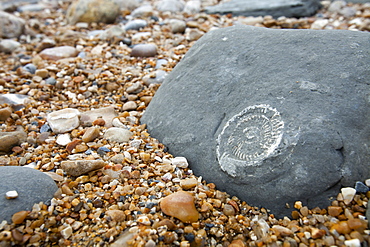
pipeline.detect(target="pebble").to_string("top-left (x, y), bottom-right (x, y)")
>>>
top-left (47, 108), bottom-right (80, 134)
top-left (184, 0), bottom-right (201, 14)
top-left (60, 160), bottom-right (106, 176)
top-left (11, 211), bottom-right (28, 224)
top-left (344, 238), bottom-right (361, 247)
top-left (0, 107), bottom-right (12, 121)
top-left (0, 39), bottom-right (21, 54)
top-left (0, 11), bottom-right (25, 39)
top-left (56, 133), bottom-right (72, 146)
top-left (66, 0), bottom-right (120, 24)
top-left (131, 44), bottom-right (157, 57)
top-left (169, 19), bottom-right (187, 33)
top-left (122, 101), bottom-right (138, 111)
top-left (0, 135), bottom-right (20, 154)
top-left (142, 70), bottom-right (168, 85)
top-left (104, 127), bottom-right (133, 143)
top-left (180, 178), bottom-right (198, 190)
top-left (80, 107), bottom-right (117, 127)
top-left (160, 191), bottom-right (199, 223)
top-left (105, 210), bottom-right (126, 222)
top-left (172, 157), bottom-right (189, 168)
top-left (35, 69), bottom-right (49, 79)
top-left (185, 28), bottom-right (204, 41)
top-left (23, 64), bottom-right (37, 74)
top-left (124, 19), bottom-right (148, 31)
top-left (341, 187), bottom-right (356, 205)
top-left (156, 0), bottom-right (185, 12)
top-left (82, 127), bottom-right (100, 142)
top-left (355, 181), bottom-right (369, 193)
top-left (131, 5), bottom-right (154, 18)
top-left (5, 191), bottom-right (18, 200)
top-left (39, 46), bottom-right (79, 60)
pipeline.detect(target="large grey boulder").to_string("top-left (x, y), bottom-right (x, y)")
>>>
top-left (141, 25), bottom-right (370, 217)
top-left (0, 166), bottom-right (58, 223)
top-left (205, 0), bottom-right (321, 18)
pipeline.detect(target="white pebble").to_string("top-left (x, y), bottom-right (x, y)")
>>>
top-left (345, 239), bottom-right (361, 247)
top-left (56, 133), bottom-right (72, 146)
top-left (341, 187), bottom-right (356, 205)
top-left (365, 178), bottom-right (370, 187)
top-left (5, 190), bottom-right (18, 199)
top-left (60, 225), bottom-right (73, 239)
top-left (172, 157), bottom-right (189, 168)
top-left (137, 215), bottom-right (151, 225)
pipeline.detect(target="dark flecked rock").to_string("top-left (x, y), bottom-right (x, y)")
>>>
top-left (0, 11), bottom-right (25, 38)
top-left (0, 166), bottom-right (58, 223)
top-left (0, 127), bottom-right (27, 154)
top-left (205, 0), bottom-right (321, 18)
top-left (66, 0), bottom-right (120, 25)
top-left (355, 181), bottom-right (369, 193)
top-left (141, 25), bottom-right (370, 217)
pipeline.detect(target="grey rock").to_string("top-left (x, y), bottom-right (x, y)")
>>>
top-left (124, 19), bottom-right (148, 31)
top-left (205, 0), bottom-right (321, 18)
top-left (0, 39), bottom-right (21, 54)
top-left (184, 0), bottom-right (201, 14)
top-left (0, 94), bottom-right (29, 111)
top-left (23, 63), bottom-right (37, 74)
top-left (142, 70), bottom-right (168, 86)
top-left (131, 44), bottom-right (157, 57)
top-left (0, 166), bottom-right (58, 223)
top-left (155, 0), bottom-right (185, 12)
top-left (114, 0), bottom-right (139, 11)
top-left (169, 19), bottom-right (187, 33)
top-left (0, 11), bottom-right (26, 39)
top-left (131, 5), bottom-right (154, 18)
top-left (141, 25), bottom-right (370, 217)
top-left (97, 25), bottom-right (126, 40)
top-left (17, 3), bottom-right (46, 12)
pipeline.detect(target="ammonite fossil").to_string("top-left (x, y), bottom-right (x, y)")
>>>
top-left (217, 104), bottom-right (284, 177)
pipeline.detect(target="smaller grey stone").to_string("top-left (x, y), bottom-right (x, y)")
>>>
top-left (104, 127), bottom-right (133, 143)
top-left (185, 28), bottom-right (204, 41)
top-left (355, 181), bottom-right (369, 194)
top-left (45, 77), bottom-right (56, 85)
top-left (183, 0), bottom-right (201, 14)
top-left (155, 59), bottom-right (168, 69)
top-left (111, 153), bottom-right (124, 164)
top-left (0, 11), bottom-right (25, 39)
top-left (61, 160), bottom-right (106, 176)
top-left (124, 19), bottom-right (147, 31)
top-left (131, 44), bottom-right (157, 57)
top-left (0, 39), bottom-right (21, 54)
top-left (328, 0), bottom-right (345, 13)
top-left (340, 7), bottom-right (356, 17)
top-left (131, 5), bottom-right (154, 18)
top-left (0, 166), bottom-right (58, 223)
top-left (155, 0), bottom-right (185, 12)
top-left (169, 19), bottom-right (186, 33)
top-left (17, 3), bottom-right (46, 12)
top-left (114, 0), bottom-right (139, 10)
top-left (142, 70), bottom-right (168, 86)
top-left (126, 82), bottom-right (143, 94)
top-left (97, 25), bottom-right (126, 40)
top-left (23, 64), bottom-right (37, 74)
top-left (122, 101), bottom-right (138, 111)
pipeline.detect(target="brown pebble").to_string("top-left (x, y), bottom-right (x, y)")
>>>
top-left (66, 139), bottom-right (82, 153)
top-left (347, 218), bottom-right (366, 231)
top-left (82, 127), bottom-right (100, 142)
top-left (11, 146), bottom-right (23, 154)
top-left (331, 221), bottom-right (351, 234)
top-left (11, 229), bottom-right (23, 242)
top-left (61, 160), bottom-right (106, 176)
top-left (106, 82), bottom-right (119, 92)
top-left (155, 219), bottom-right (177, 230)
top-left (180, 178), bottom-right (197, 190)
top-left (272, 225), bottom-right (294, 237)
top-left (35, 69), bottom-right (49, 78)
top-left (160, 191), bottom-right (199, 223)
top-left (223, 204), bottom-right (235, 216)
top-left (92, 118), bottom-right (105, 126)
top-left (12, 211), bottom-right (29, 224)
top-left (0, 107), bottom-right (12, 121)
top-left (229, 239), bottom-right (246, 247)
top-left (311, 227), bottom-right (325, 239)
top-left (328, 206), bottom-right (343, 217)
top-left (106, 210), bottom-right (126, 222)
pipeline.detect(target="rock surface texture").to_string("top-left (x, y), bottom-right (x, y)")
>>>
top-left (0, 166), bottom-right (58, 223)
top-left (141, 25), bottom-right (370, 217)
top-left (205, 0), bottom-right (322, 18)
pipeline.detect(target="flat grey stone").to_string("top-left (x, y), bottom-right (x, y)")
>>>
top-left (141, 25), bottom-right (370, 217)
top-left (0, 166), bottom-right (58, 223)
top-left (205, 0), bottom-right (321, 18)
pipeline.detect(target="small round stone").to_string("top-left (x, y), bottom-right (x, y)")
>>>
top-left (130, 44), bottom-right (157, 57)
